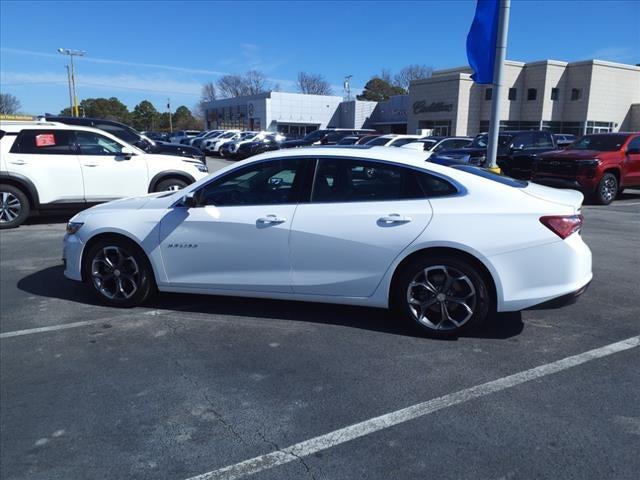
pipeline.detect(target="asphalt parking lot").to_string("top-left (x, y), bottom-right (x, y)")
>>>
top-left (1, 177), bottom-right (639, 480)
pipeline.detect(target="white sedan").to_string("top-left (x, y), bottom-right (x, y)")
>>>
top-left (63, 147), bottom-right (592, 337)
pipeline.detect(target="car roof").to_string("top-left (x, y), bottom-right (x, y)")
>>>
top-left (0, 120), bottom-right (140, 139)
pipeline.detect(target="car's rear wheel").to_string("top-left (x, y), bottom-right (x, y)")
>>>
top-left (155, 178), bottom-right (189, 192)
top-left (0, 184), bottom-right (30, 229)
top-left (84, 238), bottom-right (154, 307)
top-left (393, 254), bottom-right (492, 338)
top-left (594, 172), bottom-right (618, 205)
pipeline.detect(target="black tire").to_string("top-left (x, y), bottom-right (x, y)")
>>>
top-left (392, 254), bottom-right (492, 338)
top-left (83, 237), bottom-right (154, 307)
top-left (0, 184), bottom-right (30, 229)
top-left (594, 172), bottom-right (618, 205)
top-left (155, 178), bottom-right (189, 192)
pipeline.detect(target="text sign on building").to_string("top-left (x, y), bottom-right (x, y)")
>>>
top-left (412, 101), bottom-right (454, 114)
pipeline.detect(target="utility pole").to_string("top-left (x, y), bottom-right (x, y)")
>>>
top-left (58, 48), bottom-right (86, 117)
top-left (485, 0), bottom-right (511, 173)
top-left (343, 75), bottom-right (353, 102)
top-left (167, 98), bottom-right (173, 133)
top-left (65, 65), bottom-right (73, 115)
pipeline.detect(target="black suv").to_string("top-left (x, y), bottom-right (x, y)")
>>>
top-left (279, 129), bottom-right (377, 149)
top-left (431, 130), bottom-right (557, 179)
top-left (44, 116), bottom-right (205, 163)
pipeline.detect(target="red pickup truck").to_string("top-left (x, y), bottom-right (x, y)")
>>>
top-left (532, 133), bottom-right (640, 204)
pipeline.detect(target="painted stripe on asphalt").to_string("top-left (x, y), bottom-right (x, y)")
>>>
top-left (0, 318), bottom-right (120, 339)
top-left (185, 335), bottom-right (639, 480)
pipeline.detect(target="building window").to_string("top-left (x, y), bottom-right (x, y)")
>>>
top-left (527, 88), bottom-right (537, 101)
top-left (551, 88), bottom-right (559, 101)
top-left (484, 88), bottom-right (492, 101)
top-left (508, 88), bottom-right (517, 101)
top-left (571, 88), bottom-right (582, 101)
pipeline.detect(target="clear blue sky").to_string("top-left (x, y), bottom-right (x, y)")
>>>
top-left (1, 0), bottom-right (639, 115)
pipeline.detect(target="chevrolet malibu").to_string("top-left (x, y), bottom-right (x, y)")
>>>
top-left (63, 147), bottom-right (592, 337)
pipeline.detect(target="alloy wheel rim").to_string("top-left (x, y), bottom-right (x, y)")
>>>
top-left (91, 246), bottom-right (140, 300)
top-left (166, 184), bottom-right (182, 191)
top-left (406, 265), bottom-right (476, 331)
top-left (0, 192), bottom-right (22, 223)
top-left (601, 177), bottom-right (616, 202)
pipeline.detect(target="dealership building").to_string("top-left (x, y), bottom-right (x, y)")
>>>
top-left (203, 59), bottom-right (640, 137)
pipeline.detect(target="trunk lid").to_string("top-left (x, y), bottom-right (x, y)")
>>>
top-left (522, 182), bottom-right (584, 213)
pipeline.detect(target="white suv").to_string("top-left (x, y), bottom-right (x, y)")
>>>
top-left (0, 121), bottom-right (209, 229)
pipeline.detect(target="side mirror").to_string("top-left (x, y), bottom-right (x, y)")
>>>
top-left (120, 146), bottom-right (136, 159)
top-left (180, 192), bottom-right (198, 208)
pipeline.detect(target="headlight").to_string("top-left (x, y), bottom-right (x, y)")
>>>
top-left (196, 163), bottom-right (208, 173)
top-left (578, 159), bottom-right (600, 167)
top-left (66, 222), bottom-right (84, 234)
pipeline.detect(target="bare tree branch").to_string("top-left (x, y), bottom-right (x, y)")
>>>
top-left (393, 64), bottom-right (434, 90)
top-left (0, 93), bottom-right (21, 114)
top-left (296, 72), bottom-right (333, 95)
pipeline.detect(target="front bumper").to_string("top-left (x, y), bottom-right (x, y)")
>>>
top-left (62, 233), bottom-right (84, 281)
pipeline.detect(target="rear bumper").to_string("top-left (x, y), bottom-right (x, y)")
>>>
top-left (490, 233), bottom-right (593, 312)
top-left (525, 281), bottom-right (590, 310)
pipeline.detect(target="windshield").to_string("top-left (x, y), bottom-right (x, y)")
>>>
top-left (220, 131), bottom-right (236, 139)
top-left (470, 134), bottom-right (513, 148)
top-left (570, 134), bottom-right (627, 152)
top-left (421, 140), bottom-right (438, 150)
top-left (240, 132), bottom-right (255, 140)
top-left (391, 138), bottom-right (418, 147)
top-left (302, 130), bottom-right (325, 142)
top-left (366, 137), bottom-right (392, 146)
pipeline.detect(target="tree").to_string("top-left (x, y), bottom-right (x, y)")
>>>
top-left (244, 70), bottom-right (267, 95)
top-left (393, 64), bottom-right (433, 90)
top-left (60, 97), bottom-right (131, 124)
top-left (356, 78), bottom-right (406, 102)
top-left (195, 82), bottom-right (217, 120)
top-left (217, 74), bottom-right (248, 98)
top-left (296, 72), bottom-right (333, 95)
top-left (172, 105), bottom-right (202, 130)
top-left (0, 93), bottom-right (21, 114)
top-left (131, 100), bottom-right (159, 131)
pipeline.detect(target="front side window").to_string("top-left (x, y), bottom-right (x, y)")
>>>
top-left (366, 136), bottom-right (392, 146)
top-left (533, 132), bottom-right (554, 148)
top-left (311, 158), bottom-right (452, 203)
top-left (10, 129), bottom-right (75, 155)
top-left (511, 132), bottom-right (535, 149)
top-left (197, 158), bottom-right (309, 207)
top-left (75, 131), bottom-right (125, 155)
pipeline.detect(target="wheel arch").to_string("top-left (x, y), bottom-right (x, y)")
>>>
top-left (147, 171), bottom-right (196, 193)
top-left (0, 172), bottom-right (40, 209)
top-left (81, 231), bottom-right (158, 285)
top-left (388, 246), bottom-right (499, 310)
top-left (601, 167), bottom-right (620, 183)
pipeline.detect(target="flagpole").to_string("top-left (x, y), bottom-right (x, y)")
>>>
top-left (486, 0), bottom-right (510, 173)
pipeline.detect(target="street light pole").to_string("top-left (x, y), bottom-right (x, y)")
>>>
top-left (65, 65), bottom-right (73, 115)
top-left (58, 48), bottom-right (86, 117)
top-left (486, 0), bottom-right (511, 173)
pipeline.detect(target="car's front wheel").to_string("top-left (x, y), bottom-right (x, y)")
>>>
top-left (393, 254), bottom-right (492, 338)
top-left (84, 238), bottom-right (154, 307)
top-left (594, 172), bottom-right (618, 205)
top-left (0, 184), bottom-right (30, 229)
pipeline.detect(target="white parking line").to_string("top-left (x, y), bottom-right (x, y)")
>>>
top-left (0, 318), bottom-right (121, 339)
top-left (185, 335), bottom-right (639, 480)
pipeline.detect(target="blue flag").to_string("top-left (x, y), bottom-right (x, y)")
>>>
top-left (466, 0), bottom-right (500, 84)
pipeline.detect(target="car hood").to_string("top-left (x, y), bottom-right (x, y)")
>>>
top-left (83, 191), bottom-right (170, 213)
top-left (539, 149), bottom-right (602, 160)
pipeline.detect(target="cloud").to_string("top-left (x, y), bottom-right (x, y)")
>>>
top-left (0, 47), bottom-right (295, 87)
top-left (1, 71), bottom-right (202, 97)
top-left (588, 46), bottom-right (637, 63)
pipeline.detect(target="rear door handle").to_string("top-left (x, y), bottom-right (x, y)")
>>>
top-left (257, 214), bottom-right (286, 224)
top-left (9, 160), bottom-right (27, 165)
top-left (378, 214), bottom-right (412, 224)
top-left (83, 163), bottom-right (100, 167)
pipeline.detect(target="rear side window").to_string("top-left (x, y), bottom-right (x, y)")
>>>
top-left (312, 158), bottom-right (445, 203)
top-left (10, 130), bottom-right (75, 155)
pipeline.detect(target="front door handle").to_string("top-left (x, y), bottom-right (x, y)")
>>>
top-left (257, 214), bottom-right (286, 224)
top-left (9, 160), bottom-right (27, 165)
top-left (378, 214), bottom-right (412, 224)
top-left (83, 163), bottom-right (100, 167)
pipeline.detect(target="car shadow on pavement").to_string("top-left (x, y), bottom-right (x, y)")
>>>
top-left (18, 265), bottom-right (524, 340)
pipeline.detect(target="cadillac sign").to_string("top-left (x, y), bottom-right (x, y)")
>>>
top-left (412, 101), bottom-right (454, 114)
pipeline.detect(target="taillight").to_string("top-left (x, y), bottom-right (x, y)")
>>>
top-left (540, 215), bottom-right (583, 239)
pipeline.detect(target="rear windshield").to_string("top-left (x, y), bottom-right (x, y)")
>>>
top-left (451, 165), bottom-right (528, 188)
